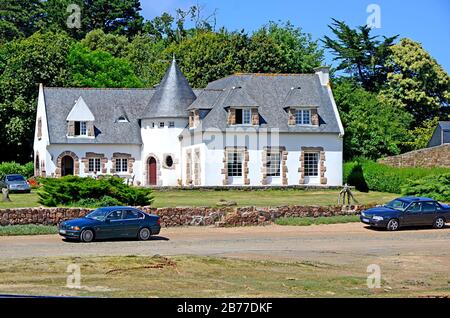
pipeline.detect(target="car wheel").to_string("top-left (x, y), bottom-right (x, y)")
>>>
top-left (80, 229), bottom-right (94, 243)
top-left (386, 219), bottom-right (399, 231)
top-left (138, 227), bottom-right (151, 241)
top-left (433, 217), bottom-right (445, 229)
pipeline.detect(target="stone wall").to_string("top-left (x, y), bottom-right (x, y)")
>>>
top-left (0, 205), bottom-right (371, 227)
top-left (378, 144), bottom-right (450, 168)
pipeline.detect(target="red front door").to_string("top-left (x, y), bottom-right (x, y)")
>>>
top-left (148, 157), bottom-right (157, 185)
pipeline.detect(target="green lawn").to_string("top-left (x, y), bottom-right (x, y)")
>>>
top-left (275, 215), bottom-right (360, 226)
top-left (0, 189), bottom-right (397, 209)
top-left (0, 224), bottom-right (57, 236)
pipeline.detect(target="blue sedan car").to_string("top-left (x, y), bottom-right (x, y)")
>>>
top-left (360, 197), bottom-right (450, 231)
top-left (59, 206), bottom-right (161, 242)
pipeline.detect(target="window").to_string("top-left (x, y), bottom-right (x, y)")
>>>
top-left (169, 121), bottom-right (175, 128)
top-left (422, 202), bottom-right (436, 213)
top-left (304, 152), bottom-right (319, 177)
top-left (115, 158), bottom-right (128, 173)
top-left (295, 109), bottom-right (311, 125)
top-left (165, 155), bottom-right (173, 168)
top-left (159, 122), bottom-right (165, 128)
top-left (74, 121), bottom-right (88, 136)
top-left (234, 108), bottom-right (252, 125)
top-left (152, 122), bottom-right (155, 128)
top-left (106, 210), bottom-right (123, 221)
top-left (408, 203), bottom-right (421, 213)
top-left (123, 210), bottom-right (143, 220)
top-left (266, 151), bottom-right (281, 176)
top-left (88, 158), bottom-right (101, 172)
top-left (227, 151), bottom-right (243, 177)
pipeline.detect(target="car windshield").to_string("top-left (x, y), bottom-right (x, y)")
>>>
top-left (85, 208), bottom-right (109, 221)
top-left (6, 175), bottom-right (25, 181)
top-left (385, 199), bottom-right (409, 211)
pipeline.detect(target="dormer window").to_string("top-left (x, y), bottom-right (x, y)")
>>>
top-left (295, 109), bottom-right (311, 125)
top-left (229, 108), bottom-right (258, 126)
top-left (117, 116), bottom-right (128, 123)
top-left (75, 121), bottom-right (88, 136)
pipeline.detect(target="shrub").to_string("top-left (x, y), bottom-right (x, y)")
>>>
top-left (401, 173), bottom-right (450, 202)
top-left (37, 176), bottom-right (153, 207)
top-left (0, 162), bottom-right (34, 179)
top-left (74, 195), bottom-right (121, 208)
top-left (344, 158), bottom-right (450, 193)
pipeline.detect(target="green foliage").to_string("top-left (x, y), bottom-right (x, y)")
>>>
top-left (401, 174), bottom-right (450, 202)
top-left (67, 43), bottom-right (143, 88)
top-left (379, 38), bottom-right (450, 125)
top-left (323, 19), bottom-right (398, 91)
top-left (402, 117), bottom-right (441, 151)
top-left (0, 161), bottom-right (34, 179)
top-left (275, 215), bottom-right (360, 226)
top-left (344, 158), bottom-right (450, 193)
top-left (37, 176), bottom-right (153, 207)
top-left (74, 195), bottom-right (121, 208)
top-left (0, 224), bottom-right (57, 236)
top-left (0, 0), bottom-right (43, 42)
top-left (333, 79), bottom-right (412, 159)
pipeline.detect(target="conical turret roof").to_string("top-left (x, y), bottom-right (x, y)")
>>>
top-left (142, 57), bottom-right (196, 118)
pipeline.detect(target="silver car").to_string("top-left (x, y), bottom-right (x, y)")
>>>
top-left (0, 174), bottom-right (31, 193)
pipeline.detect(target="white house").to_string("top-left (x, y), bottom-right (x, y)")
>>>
top-left (33, 58), bottom-right (344, 187)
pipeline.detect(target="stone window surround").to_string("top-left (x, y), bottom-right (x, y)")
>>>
top-left (298, 147), bottom-right (327, 185)
top-left (227, 107), bottom-right (259, 126)
top-left (288, 106), bottom-right (319, 126)
top-left (162, 153), bottom-right (178, 170)
top-left (193, 148), bottom-right (201, 186)
top-left (81, 152), bottom-right (107, 174)
top-left (55, 151), bottom-right (80, 177)
top-left (110, 152), bottom-right (135, 175)
top-left (221, 147), bottom-right (250, 185)
top-left (185, 149), bottom-right (193, 185)
top-left (189, 110), bottom-right (200, 128)
top-left (261, 146), bottom-right (288, 185)
top-left (143, 153), bottom-right (162, 186)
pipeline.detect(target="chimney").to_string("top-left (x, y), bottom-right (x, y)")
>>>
top-left (314, 66), bottom-right (330, 86)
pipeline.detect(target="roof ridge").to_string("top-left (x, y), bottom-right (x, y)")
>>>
top-left (43, 87), bottom-right (154, 90)
top-left (233, 73), bottom-right (316, 76)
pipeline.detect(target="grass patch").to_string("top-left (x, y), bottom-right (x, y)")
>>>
top-left (0, 189), bottom-right (398, 209)
top-left (275, 215), bottom-right (360, 226)
top-left (0, 224), bottom-right (58, 236)
top-left (0, 255), bottom-right (444, 297)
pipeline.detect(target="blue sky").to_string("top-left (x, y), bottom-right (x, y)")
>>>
top-left (141, 0), bottom-right (450, 72)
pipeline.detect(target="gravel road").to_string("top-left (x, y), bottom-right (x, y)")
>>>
top-left (0, 223), bottom-right (449, 267)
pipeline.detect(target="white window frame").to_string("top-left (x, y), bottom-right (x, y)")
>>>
top-left (227, 151), bottom-right (243, 177)
top-left (266, 151), bottom-right (281, 177)
top-left (295, 109), bottom-right (312, 125)
top-left (115, 158), bottom-right (128, 173)
top-left (169, 121), bottom-right (175, 128)
top-left (304, 152), bottom-right (319, 177)
top-left (88, 158), bottom-right (101, 173)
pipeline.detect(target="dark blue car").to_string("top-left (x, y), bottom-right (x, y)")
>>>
top-left (59, 206), bottom-right (161, 242)
top-left (360, 197), bottom-right (450, 231)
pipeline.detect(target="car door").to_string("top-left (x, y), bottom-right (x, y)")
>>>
top-left (99, 210), bottom-right (125, 238)
top-left (420, 201), bottom-right (437, 225)
top-left (121, 210), bottom-right (143, 237)
top-left (403, 202), bottom-right (423, 226)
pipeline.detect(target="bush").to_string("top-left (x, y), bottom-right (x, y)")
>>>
top-left (37, 176), bottom-right (153, 207)
top-left (0, 162), bottom-right (34, 179)
top-left (344, 158), bottom-right (450, 193)
top-left (401, 174), bottom-right (450, 202)
top-left (74, 195), bottom-right (121, 208)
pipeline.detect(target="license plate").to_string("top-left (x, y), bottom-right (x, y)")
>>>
top-left (362, 218), bottom-right (370, 223)
top-left (59, 229), bottom-right (66, 234)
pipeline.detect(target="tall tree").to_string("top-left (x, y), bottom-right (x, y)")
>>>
top-left (379, 38), bottom-right (450, 126)
top-left (323, 19), bottom-right (398, 91)
top-left (0, 0), bottom-right (43, 42)
top-left (0, 31), bottom-right (73, 162)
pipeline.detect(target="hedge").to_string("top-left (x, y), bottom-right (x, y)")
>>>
top-left (37, 175), bottom-right (154, 207)
top-left (0, 162), bottom-right (34, 179)
top-left (344, 158), bottom-right (450, 194)
top-left (401, 173), bottom-right (450, 202)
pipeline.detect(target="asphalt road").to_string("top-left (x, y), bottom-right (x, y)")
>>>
top-left (0, 223), bottom-right (449, 266)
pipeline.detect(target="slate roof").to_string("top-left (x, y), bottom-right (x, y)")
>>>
top-left (44, 88), bottom-right (154, 144)
top-left (438, 121), bottom-right (450, 130)
top-left (187, 73), bottom-right (341, 133)
top-left (142, 58), bottom-right (196, 119)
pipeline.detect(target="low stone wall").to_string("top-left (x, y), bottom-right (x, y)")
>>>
top-left (0, 204), bottom-right (371, 227)
top-left (378, 144), bottom-right (450, 168)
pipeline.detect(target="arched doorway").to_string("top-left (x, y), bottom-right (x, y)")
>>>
top-left (148, 157), bottom-right (157, 185)
top-left (61, 155), bottom-right (74, 176)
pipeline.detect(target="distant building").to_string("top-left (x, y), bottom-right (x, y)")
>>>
top-left (33, 58), bottom-right (344, 187)
top-left (428, 121), bottom-right (450, 148)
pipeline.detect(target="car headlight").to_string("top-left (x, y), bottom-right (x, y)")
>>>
top-left (372, 216), bottom-right (384, 221)
top-left (361, 212), bottom-right (366, 217)
top-left (69, 226), bottom-right (81, 231)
